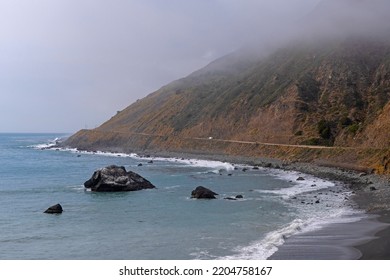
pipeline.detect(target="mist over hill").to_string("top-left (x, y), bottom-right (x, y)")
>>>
top-left (65, 0), bottom-right (390, 173)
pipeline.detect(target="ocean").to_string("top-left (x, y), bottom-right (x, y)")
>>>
top-left (0, 133), bottom-right (365, 260)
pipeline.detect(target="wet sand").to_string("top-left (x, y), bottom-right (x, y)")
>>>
top-left (269, 214), bottom-right (389, 259)
top-left (267, 162), bottom-right (390, 260)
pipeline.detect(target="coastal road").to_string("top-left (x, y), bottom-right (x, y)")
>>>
top-left (100, 129), bottom-right (355, 150)
top-left (190, 136), bottom-right (357, 150)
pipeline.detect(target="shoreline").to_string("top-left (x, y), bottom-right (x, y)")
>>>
top-left (56, 143), bottom-right (390, 259)
top-left (134, 151), bottom-right (390, 259)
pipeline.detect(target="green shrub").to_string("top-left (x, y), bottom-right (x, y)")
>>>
top-left (340, 117), bottom-right (352, 127)
top-left (347, 123), bottom-right (359, 134)
top-left (317, 120), bottom-right (332, 139)
top-left (301, 137), bottom-right (334, 147)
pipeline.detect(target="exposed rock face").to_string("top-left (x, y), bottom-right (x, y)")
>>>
top-left (44, 204), bottom-right (63, 214)
top-left (84, 165), bottom-right (156, 192)
top-left (191, 186), bottom-right (218, 199)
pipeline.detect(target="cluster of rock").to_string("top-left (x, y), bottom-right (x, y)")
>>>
top-left (190, 186), bottom-right (244, 200)
top-left (44, 165), bottom-right (246, 214)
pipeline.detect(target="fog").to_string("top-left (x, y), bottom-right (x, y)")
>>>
top-left (1, 0), bottom-right (388, 132)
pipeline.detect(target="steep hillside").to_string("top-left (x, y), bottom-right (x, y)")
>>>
top-left (65, 0), bottom-right (390, 173)
top-left (71, 38), bottom-right (390, 146)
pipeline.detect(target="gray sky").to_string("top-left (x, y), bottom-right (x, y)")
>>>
top-left (1, 0), bottom-right (322, 132)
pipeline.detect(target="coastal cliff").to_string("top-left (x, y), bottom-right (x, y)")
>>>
top-left (64, 0), bottom-right (390, 174)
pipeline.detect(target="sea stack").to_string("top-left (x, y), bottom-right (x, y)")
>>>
top-left (84, 165), bottom-right (156, 192)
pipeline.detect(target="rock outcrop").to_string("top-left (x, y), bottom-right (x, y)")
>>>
top-left (84, 165), bottom-right (156, 192)
top-left (191, 186), bottom-right (218, 199)
top-left (44, 203), bottom-right (63, 214)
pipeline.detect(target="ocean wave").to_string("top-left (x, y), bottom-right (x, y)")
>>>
top-left (219, 167), bottom-right (365, 260)
top-left (221, 206), bottom-right (365, 260)
top-left (148, 156), bottom-right (235, 172)
top-left (30, 137), bottom-right (62, 150)
top-left (42, 146), bottom-right (235, 172)
top-left (258, 170), bottom-right (335, 198)
top-left (33, 138), bottom-right (235, 171)
top-left (221, 218), bottom-right (307, 260)
top-left (42, 146), bottom-right (139, 159)
top-left (65, 185), bottom-right (85, 192)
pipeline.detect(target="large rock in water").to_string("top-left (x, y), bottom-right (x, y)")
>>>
top-left (191, 186), bottom-right (218, 199)
top-left (84, 165), bottom-right (156, 192)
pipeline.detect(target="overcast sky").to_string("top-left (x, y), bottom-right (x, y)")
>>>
top-left (0, 0), bottom-right (322, 133)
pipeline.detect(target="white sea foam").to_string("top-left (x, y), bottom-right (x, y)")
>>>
top-left (220, 218), bottom-right (306, 260)
top-left (42, 145), bottom-right (235, 172)
top-left (220, 168), bottom-right (365, 260)
top-left (66, 185), bottom-right (85, 192)
top-left (45, 146), bottom-right (139, 159)
top-left (148, 156), bottom-right (235, 172)
top-left (31, 137), bottom-right (62, 149)
top-left (258, 169), bottom-right (335, 199)
top-left (221, 207), bottom-right (365, 260)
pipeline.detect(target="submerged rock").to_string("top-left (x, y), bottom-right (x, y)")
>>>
top-left (224, 195), bottom-right (243, 201)
top-left (84, 165), bottom-right (156, 192)
top-left (191, 186), bottom-right (218, 199)
top-left (44, 204), bottom-right (63, 214)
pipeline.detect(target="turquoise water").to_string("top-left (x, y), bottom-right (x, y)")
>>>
top-left (0, 133), bottom-right (361, 259)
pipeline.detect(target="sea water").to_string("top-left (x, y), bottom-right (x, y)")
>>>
top-left (0, 133), bottom-right (364, 260)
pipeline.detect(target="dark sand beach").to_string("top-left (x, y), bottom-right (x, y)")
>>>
top-left (269, 161), bottom-right (390, 260)
top-left (269, 214), bottom-right (389, 260)
top-left (356, 212), bottom-right (390, 260)
top-left (269, 215), bottom-right (388, 259)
